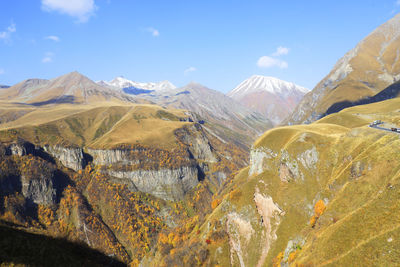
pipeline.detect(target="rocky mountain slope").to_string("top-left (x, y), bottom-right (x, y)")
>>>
top-left (151, 96), bottom-right (400, 266)
top-left (285, 13), bottom-right (400, 125)
top-left (138, 82), bottom-right (273, 149)
top-left (228, 75), bottom-right (308, 125)
top-left (0, 72), bottom-right (138, 105)
top-left (0, 91), bottom-right (249, 265)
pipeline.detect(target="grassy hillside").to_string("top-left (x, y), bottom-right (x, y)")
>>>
top-left (285, 14), bottom-right (400, 125)
top-left (165, 97), bottom-right (400, 266)
top-left (0, 102), bottom-right (191, 149)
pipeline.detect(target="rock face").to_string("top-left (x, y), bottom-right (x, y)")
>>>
top-left (88, 149), bottom-right (137, 166)
top-left (175, 124), bottom-right (217, 163)
top-left (106, 166), bottom-right (199, 201)
top-left (7, 141), bottom-right (34, 157)
top-left (249, 147), bottom-right (277, 176)
top-left (285, 13), bottom-right (400, 125)
top-left (87, 124), bottom-right (220, 201)
top-left (21, 172), bottom-right (56, 205)
top-left (44, 145), bottom-right (85, 171)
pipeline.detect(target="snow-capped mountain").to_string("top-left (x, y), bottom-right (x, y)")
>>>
top-left (0, 72), bottom-right (138, 105)
top-left (99, 76), bottom-right (176, 92)
top-left (228, 75), bottom-right (308, 124)
top-left (138, 81), bottom-right (272, 148)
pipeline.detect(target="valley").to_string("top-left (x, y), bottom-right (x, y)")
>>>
top-left (1, 2), bottom-right (400, 267)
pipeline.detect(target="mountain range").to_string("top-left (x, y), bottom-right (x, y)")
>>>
top-left (98, 76), bottom-right (177, 94)
top-left (0, 72), bottom-right (138, 105)
top-left (3, 12), bottom-right (400, 267)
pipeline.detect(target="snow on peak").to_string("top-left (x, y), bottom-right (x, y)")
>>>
top-left (228, 75), bottom-right (308, 99)
top-left (99, 76), bottom-right (177, 91)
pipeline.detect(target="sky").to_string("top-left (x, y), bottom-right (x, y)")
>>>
top-left (0, 0), bottom-right (400, 93)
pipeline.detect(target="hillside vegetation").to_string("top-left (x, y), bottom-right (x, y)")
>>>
top-left (166, 97), bottom-right (400, 266)
top-left (286, 13), bottom-right (400, 125)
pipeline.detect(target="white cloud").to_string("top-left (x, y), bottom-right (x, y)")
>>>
top-left (45, 35), bottom-right (60, 42)
top-left (0, 69), bottom-right (4, 75)
top-left (42, 52), bottom-right (55, 63)
top-left (41, 0), bottom-right (97, 23)
top-left (257, 46), bottom-right (290, 69)
top-left (145, 27), bottom-right (159, 37)
top-left (184, 67), bottom-right (197, 75)
top-left (396, 0), bottom-right (400, 5)
top-left (272, 46), bottom-right (289, 56)
top-left (257, 56), bottom-right (288, 69)
top-left (0, 23), bottom-right (16, 42)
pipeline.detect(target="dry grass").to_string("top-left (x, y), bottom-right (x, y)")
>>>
top-left (0, 102), bottom-right (191, 149)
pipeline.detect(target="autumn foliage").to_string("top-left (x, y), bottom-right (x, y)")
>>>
top-left (310, 200), bottom-right (326, 227)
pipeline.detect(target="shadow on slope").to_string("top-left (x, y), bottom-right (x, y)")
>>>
top-left (325, 81), bottom-right (400, 116)
top-left (30, 95), bottom-right (76, 106)
top-left (0, 221), bottom-right (126, 267)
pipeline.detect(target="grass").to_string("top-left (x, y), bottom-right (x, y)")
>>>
top-left (0, 102), bottom-right (191, 149)
top-left (190, 96), bottom-right (400, 266)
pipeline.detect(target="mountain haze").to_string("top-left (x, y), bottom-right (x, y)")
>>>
top-left (228, 75), bottom-right (308, 124)
top-left (0, 72), bottom-right (138, 105)
top-left (99, 76), bottom-right (177, 92)
top-left (139, 82), bottom-right (273, 148)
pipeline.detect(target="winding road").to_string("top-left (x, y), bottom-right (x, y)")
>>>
top-left (368, 122), bottom-right (400, 134)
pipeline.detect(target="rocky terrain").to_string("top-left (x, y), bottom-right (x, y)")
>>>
top-left (0, 72), bottom-right (139, 105)
top-left (285, 13), bottom-right (400, 125)
top-left (0, 94), bottom-right (248, 265)
top-left (157, 96), bottom-right (400, 266)
top-left (138, 82), bottom-right (273, 149)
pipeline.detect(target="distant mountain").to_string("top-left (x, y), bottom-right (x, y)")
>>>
top-left (98, 76), bottom-right (177, 93)
top-left (0, 72), bottom-right (137, 105)
top-left (0, 84), bottom-right (10, 89)
top-left (285, 13), bottom-right (400, 125)
top-left (140, 82), bottom-right (273, 148)
top-left (228, 75), bottom-right (308, 124)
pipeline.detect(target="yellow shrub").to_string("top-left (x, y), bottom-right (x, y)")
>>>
top-left (272, 251), bottom-right (284, 267)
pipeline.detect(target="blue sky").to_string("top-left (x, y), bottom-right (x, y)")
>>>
top-left (0, 0), bottom-right (399, 93)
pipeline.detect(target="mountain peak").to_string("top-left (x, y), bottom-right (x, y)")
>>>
top-left (228, 75), bottom-right (308, 124)
top-left (103, 76), bottom-right (177, 91)
top-left (228, 75), bottom-right (308, 98)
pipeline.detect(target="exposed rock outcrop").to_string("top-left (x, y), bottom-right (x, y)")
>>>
top-left (249, 147), bottom-right (277, 176)
top-left (44, 145), bottom-right (85, 171)
top-left (105, 166), bottom-right (198, 201)
top-left (253, 189), bottom-right (284, 267)
top-left (175, 124), bottom-right (217, 163)
top-left (21, 173), bottom-right (56, 205)
top-left (88, 149), bottom-right (139, 166)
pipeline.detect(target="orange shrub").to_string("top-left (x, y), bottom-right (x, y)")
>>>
top-left (211, 198), bottom-right (221, 209)
top-left (314, 200), bottom-right (326, 217)
top-left (309, 215), bottom-right (317, 228)
top-left (310, 200), bottom-right (326, 227)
